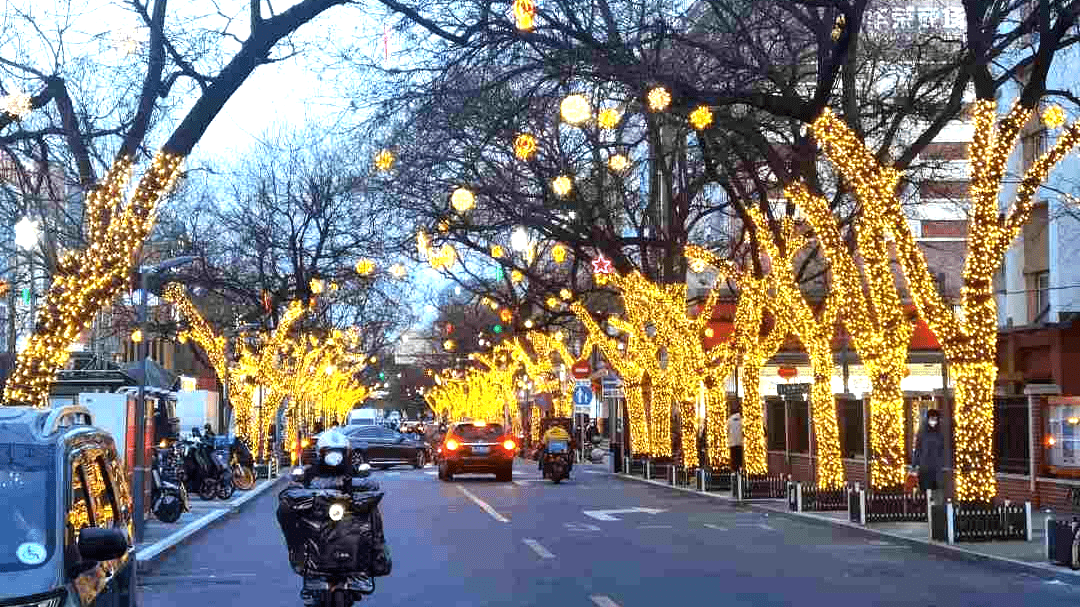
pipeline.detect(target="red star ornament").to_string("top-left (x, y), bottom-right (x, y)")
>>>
top-left (591, 254), bottom-right (614, 274)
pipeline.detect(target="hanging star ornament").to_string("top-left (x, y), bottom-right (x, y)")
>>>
top-left (591, 254), bottom-right (614, 274)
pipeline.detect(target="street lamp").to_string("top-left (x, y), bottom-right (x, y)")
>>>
top-left (133, 255), bottom-right (197, 544)
top-left (12, 217), bottom-right (40, 352)
top-left (510, 226), bottom-right (530, 253)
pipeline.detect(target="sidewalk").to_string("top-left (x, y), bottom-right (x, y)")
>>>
top-left (614, 472), bottom-right (1080, 582)
top-left (135, 473), bottom-right (288, 570)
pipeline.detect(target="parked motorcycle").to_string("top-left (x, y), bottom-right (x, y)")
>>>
top-left (276, 464), bottom-right (391, 607)
top-left (228, 436), bottom-right (257, 491)
top-left (542, 440), bottom-right (571, 483)
top-left (181, 430), bottom-right (235, 500)
top-left (151, 444), bottom-right (189, 523)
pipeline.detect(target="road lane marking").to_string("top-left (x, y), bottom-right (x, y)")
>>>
top-left (583, 507), bottom-right (666, 521)
top-left (590, 595), bottom-right (622, 607)
top-left (456, 485), bottom-right (510, 522)
top-left (637, 524), bottom-right (672, 529)
top-left (703, 523), bottom-right (727, 530)
top-left (425, 471), bottom-right (438, 475)
top-left (757, 523), bottom-right (775, 531)
top-left (565, 522), bottom-right (601, 532)
top-left (523, 538), bottom-right (555, 559)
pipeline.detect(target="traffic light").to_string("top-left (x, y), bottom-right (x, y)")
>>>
top-left (492, 324), bottom-right (503, 334)
top-left (378, 371), bottom-right (386, 381)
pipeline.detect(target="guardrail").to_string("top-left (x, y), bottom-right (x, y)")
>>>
top-left (930, 500), bottom-right (1031, 543)
top-left (733, 472), bottom-right (789, 500)
top-left (849, 487), bottom-right (928, 524)
top-left (787, 482), bottom-right (848, 512)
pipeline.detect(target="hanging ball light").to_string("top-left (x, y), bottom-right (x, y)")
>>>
top-left (689, 105), bottom-right (713, 130)
top-left (389, 264), bottom-right (407, 279)
top-left (500, 308), bottom-right (513, 323)
top-left (552, 175), bottom-right (573, 197)
top-left (438, 220), bottom-right (450, 232)
top-left (1043, 105), bottom-right (1066, 129)
top-left (310, 278), bottom-right (325, 294)
top-left (443, 339), bottom-right (456, 352)
top-left (597, 108), bottom-right (622, 129)
top-left (704, 327), bottom-right (715, 338)
top-left (514, 134), bottom-right (538, 161)
top-left (131, 329), bottom-right (143, 343)
top-left (647, 87), bottom-right (671, 112)
top-left (513, 0), bottom-right (535, 31)
top-left (491, 244), bottom-right (505, 258)
top-left (551, 243), bottom-right (567, 264)
top-left (559, 288), bottom-right (572, 300)
top-left (608, 154), bottom-right (629, 172)
top-left (374, 149), bottom-right (395, 171)
top-left (355, 258), bottom-right (375, 276)
top-left (451, 188), bottom-right (476, 212)
top-left (546, 296), bottom-right (558, 308)
top-left (511, 269), bottom-right (524, 283)
top-left (560, 94), bottom-right (591, 125)
top-left (524, 319), bottom-right (534, 329)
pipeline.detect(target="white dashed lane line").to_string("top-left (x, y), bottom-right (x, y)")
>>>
top-left (522, 538), bottom-right (555, 559)
top-left (703, 523), bottom-right (727, 530)
top-left (456, 485), bottom-right (510, 522)
top-left (590, 595), bottom-right (622, 607)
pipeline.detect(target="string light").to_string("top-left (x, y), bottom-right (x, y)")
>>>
top-left (597, 108), bottom-right (622, 129)
top-left (608, 154), bottom-right (629, 172)
top-left (514, 133), bottom-right (538, 160)
top-left (374, 149), bottom-right (395, 171)
top-left (355, 259), bottom-right (375, 276)
top-left (646, 87), bottom-right (671, 112)
top-left (552, 175), bottom-right (572, 197)
top-left (451, 188), bottom-right (476, 213)
top-left (513, 0), bottom-right (535, 31)
top-left (1, 92), bottom-right (32, 119)
top-left (551, 243), bottom-right (567, 263)
top-left (559, 288), bottom-right (572, 300)
top-left (689, 106), bottom-right (713, 130)
top-left (560, 94), bottom-right (590, 125)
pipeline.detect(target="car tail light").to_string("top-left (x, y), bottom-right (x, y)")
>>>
top-left (445, 439), bottom-right (460, 451)
top-left (503, 439), bottom-right (516, 451)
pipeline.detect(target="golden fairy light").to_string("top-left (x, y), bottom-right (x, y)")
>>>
top-left (551, 243), bottom-right (567, 263)
top-left (491, 244), bottom-right (505, 258)
top-left (513, 0), bottom-right (535, 31)
top-left (1043, 105), bottom-right (1066, 129)
top-left (355, 258), bottom-right (375, 276)
top-left (598, 108), bottom-right (622, 129)
top-left (559, 288), bottom-right (572, 300)
top-left (309, 278), bottom-right (325, 294)
top-left (1, 92), bottom-right (32, 119)
top-left (451, 188), bottom-right (476, 213)
top-left (608, 154), bottom-right (629, 172)
top-left (689, 106), bottom-right (713, 130)
top-left (389, 264), bottom-right (407, 279)
top-left (511, 270), bottom-right (524, 283)
top-left (560, 94), bottom-right (591, 125)
top-left (514, 134), bottom-right (537, 161)
top-left (374, 149), bottom-right (395, 171)
top-left (689, 258), bottom-right (707, 273)
top-left (546, 296), bottom-right (558, 308)
top-left (646, 87), bottom-right (671, 112)
top-left (552, 175), bottom-right (572, 197)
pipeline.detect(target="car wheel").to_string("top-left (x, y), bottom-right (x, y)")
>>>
top-left (154, 497), bottom-right (183, 523)
top-left (439, 463), bottom-right (453, 481)
top-left (413, 450), bottom-right (425, 469)
top-left (198, 479), bottom-right (217, 501)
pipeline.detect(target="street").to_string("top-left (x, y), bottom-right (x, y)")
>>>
top-left (138, 461), bottom-right (1080, 607)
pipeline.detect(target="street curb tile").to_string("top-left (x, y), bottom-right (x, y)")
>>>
top-left (136, 474), bottom-right (290, 571)
top-left (612, 473), bottom-right (1080, 585)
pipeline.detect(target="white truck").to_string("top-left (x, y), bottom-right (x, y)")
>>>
top-left (346, 407), bottom-right (383, 427)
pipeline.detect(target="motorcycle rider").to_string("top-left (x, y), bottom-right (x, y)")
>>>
top-left (292, 429), bottom-right (379, 606)
top-left (538, 423), bottom-right (572, 474)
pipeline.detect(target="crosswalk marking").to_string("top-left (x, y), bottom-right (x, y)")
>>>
top-left (523, 538), bottom-right (555, 559)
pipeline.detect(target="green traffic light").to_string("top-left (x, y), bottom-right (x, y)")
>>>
top-left (378, 371), bottom-right (386, 380)
top-left (492, 324), bottom-right (503, 333)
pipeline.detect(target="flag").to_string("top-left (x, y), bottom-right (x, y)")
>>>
top-left (383, 24), bottom-right (390, 62)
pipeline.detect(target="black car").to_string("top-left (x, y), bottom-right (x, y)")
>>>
top-left (0, 404), bottom-right (137, 607)
top-left (437, 421), bottom-right (516, 482)
top-left (301, 426), bottom-right (430, 471)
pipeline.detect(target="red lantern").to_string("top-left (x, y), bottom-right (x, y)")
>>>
top-left (777, 366), bottom-right (798, 380)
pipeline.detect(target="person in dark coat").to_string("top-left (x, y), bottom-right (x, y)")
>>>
top-left (913, 409), bottom-right (946, 503)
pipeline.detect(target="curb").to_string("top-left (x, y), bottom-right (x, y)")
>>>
top-left (136, 474), bottom-right (289, 570)
top-left (613, 472), bottom-right (1080, 584)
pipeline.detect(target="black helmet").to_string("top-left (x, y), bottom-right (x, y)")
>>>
top-left (315, 429), bottom-right (351, 472)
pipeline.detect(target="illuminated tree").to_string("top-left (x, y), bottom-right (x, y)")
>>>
top-left (810, 104), bottom-right (1080, 501)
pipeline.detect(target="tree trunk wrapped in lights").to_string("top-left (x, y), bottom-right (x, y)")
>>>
top-left (5, 154), bottom-right (183, 407)
top-left (786, 182), bottom-right (913, 489)
top-left (810, 103), bottom-right (1080, 502)
top-left (745, 210), bottom-right (845, 489)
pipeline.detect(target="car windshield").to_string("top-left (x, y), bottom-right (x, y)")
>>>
top-left (453, 424), bottom-right (504, 441)
top-left (349, 418), bottom-right (375, 426)
top-left (0, 443), bottom-right (55, 572)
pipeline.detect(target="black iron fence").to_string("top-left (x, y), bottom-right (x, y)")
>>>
top-left (930, 500), bottom-right (1032, 543)
top-left (649, 459), bottom-right (675, 482)
top-left (628, 457), bottom-right (646, 476)
top-left (734, 472), bottom-right (789, 500)
top-left (850, 488), bottom-right (928, 524)
top-left (788, 482), bottom-right (849, 512)
top-left (704, 470), bottom-right (734, 492)
top-left (1047, 518), bottom-right (1080, 569)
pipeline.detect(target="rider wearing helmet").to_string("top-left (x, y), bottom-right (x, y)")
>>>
top-left (294, 429), bottom-right (360, 489)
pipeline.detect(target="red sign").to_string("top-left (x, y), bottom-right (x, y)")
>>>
top-left (571, 360), bottom-right (591, 380)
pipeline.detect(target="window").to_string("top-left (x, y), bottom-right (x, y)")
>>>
top-left (993, 396), bottom-right (1029, 474)
top-left (345, 426), bottom-right (381, 437)
top-left (69, 461), bottom-right (92, 537)
top-left (1045, 402), bottom-right (1080, 473)
top-left (789, 399), bottom-right (810, 453)
top-left (766, 398), bottom-right (786, 451)
top-left (838, 398), bottom-right (864, 458)
top-left (453, 424), bottom-right (505, 441)
top-left (1034, 271), bottom-right (1050, 320)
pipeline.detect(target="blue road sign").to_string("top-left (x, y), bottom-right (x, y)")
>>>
top-left (573, 383), bottom-right (593, 406)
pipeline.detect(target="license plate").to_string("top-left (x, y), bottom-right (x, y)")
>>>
top-left (472, 446), bottom-right (489, 455)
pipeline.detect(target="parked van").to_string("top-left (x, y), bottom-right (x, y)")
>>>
top-left (346, 408), bottom-right (381, 427)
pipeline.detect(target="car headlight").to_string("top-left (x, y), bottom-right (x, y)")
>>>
top-left (323, 451), bottom-right (343, 466)
top-left (329, 502), bottom-right (346, 521)
top-left (11, 590), bottom-right (65, 607)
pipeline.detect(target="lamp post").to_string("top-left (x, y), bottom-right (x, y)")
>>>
top-left (133, 255), bottom-right (196, 543)
top-left (12, 217), bottom-right (39, 352)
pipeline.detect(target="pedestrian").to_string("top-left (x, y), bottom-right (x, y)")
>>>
top-left (913, 409), bottom-right (946, 504)
top-left (728, 410), bottom-right (743, 472)
top-left (586, 422), bottom-right (598, 444)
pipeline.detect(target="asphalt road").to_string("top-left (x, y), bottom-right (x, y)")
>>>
top-left (138, 459), bottom-right (1080, 607)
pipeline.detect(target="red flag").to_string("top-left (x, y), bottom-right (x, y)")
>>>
top-left (383, 24), bottom-right (390, 62)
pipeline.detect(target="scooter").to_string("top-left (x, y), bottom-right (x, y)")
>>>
top-left (151, 445), bottom-right (190, 523)
top-left (277, 463), bottom-right (390, 607)
top-left (542, 440), bottom-right (571, 483)
top-left (230, 436), bottom-right (257, 490)
top-left (181, 431), bottom-right (235, 500)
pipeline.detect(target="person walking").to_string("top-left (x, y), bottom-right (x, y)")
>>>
top-left (913, 409), bottom-right (946, 505)
top-left (728, 410), bottom-right (743, 472)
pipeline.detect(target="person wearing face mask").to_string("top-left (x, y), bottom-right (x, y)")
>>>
top-left (912, 409), bottom-right (945, 504)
